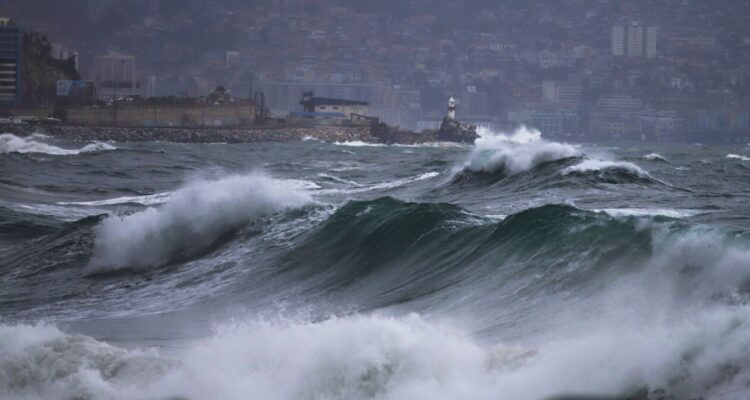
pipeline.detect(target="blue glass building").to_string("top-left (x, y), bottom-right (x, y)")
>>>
top-left (0, 19), bottom-right (22, 105)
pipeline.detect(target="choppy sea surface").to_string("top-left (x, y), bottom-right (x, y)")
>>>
top-left (2, 129), bottom-right (750, 399)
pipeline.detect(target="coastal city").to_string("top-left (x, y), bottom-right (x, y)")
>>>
top-left (4, 2), bottom-right (750, 399)
top-left (1, 0), bottom-right (750, 141)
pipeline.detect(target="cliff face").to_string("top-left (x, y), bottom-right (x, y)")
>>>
top-left (435, 117), bottom-right (479, 143)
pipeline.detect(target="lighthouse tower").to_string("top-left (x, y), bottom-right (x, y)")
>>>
top-left (447, 97), bottom-right (456, 119)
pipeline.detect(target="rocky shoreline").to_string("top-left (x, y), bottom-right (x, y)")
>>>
top-left (1, 123), bottom-right (378, 144)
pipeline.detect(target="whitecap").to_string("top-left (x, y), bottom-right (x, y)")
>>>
top-left (458, 126), bottom-right (580, 175)
top-left (561, 159), bottom-right (650, 178)
top-left (0, 133), bottom-right (115, 155)
top-left (58, 192), bottom-right (172, 207)
top-left (88, 173), bottom-right (312, 271)
top-left (596, 208), bottom-right (699, 219)
top-left (643, 153), bottom-right (667, 162)
top-left (726, 154), bottom-right (750, 161)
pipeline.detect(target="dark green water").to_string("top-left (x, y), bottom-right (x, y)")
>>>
top-left (1, 129), bottom-right (750, 399)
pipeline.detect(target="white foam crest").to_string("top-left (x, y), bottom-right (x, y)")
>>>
top-left (595, 208), bottom-right (699, 219)
top-left (318, 172), bottom-right (440, 195)
top-left (318, 173), bottom-right (362, 187)
top-left (459, 126), bottom-right (580, 174)
top-left (88, 173), bottom-right (312, 271)
top-left (58, 192), bottom-right (172, 207)
top-left (334, 141), bottom-right (464, 149)
top-left (4, 306), bottom-right (750, 400)
top-left (0, 323), bottom-right (176, 400)
top-left (0, 133), bottom-right (115, 155)
top-left (561, 159), bottom-right (649, 177)
top-left (726, 154), bottom-right (750, 161)
top-left (643, 152), bottom-right (667, 161)
top-left (334, 140), bottom-right (386, 147)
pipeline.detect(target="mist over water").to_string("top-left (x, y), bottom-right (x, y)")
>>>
top-left (2, 131), bottom-right (750, 399)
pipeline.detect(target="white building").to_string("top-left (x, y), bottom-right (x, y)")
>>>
top-left (91, 52), bottom-right (139, 100)
top-left (612, 22), bottom-right (657, 58)
top-left (611, 25), bottom-right (626, 56)
top-left (542, 80), bottom-right (581, 108)
top-left (627, 22), bottom-right (644, 57)
top-left (645, 26), bottom-right (658, 58)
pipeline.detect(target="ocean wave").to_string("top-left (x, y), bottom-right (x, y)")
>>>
top-left (334, 140), bottom-right (386, 147)
top-left (4, 306), bottom-right (750, 400)
top-left (334, 140), bottom-right (466, 149)
top-left (560, 159), bottom-right (655, 184)
top-left (318, 172), bottom-right (440, 195)
top-left (561, 159), bottom-right (647, 176)
top-left (726, 154), bottom-right (750, 161)
top-left (595, 207), bottom-right (699, 218)
top-left (87, 173), bottom-right (312, 272)
top-left (317, 173), bottom-right (362, 187)
top-left (457, 126), bottom-right (579, 175)
top-left (0, 133), bottom-right (115, 155)
top-left (643, 152), bottom-right (668, 162)
top-left (57, 192), bottom-right (172, 207)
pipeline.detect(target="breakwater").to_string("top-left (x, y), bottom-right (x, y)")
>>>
top-left (1, 123), bottom-right (377, 143)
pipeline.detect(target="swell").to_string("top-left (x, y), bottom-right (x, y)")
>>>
top-left (6, 195), bottom-right (748, 317)
top-left (270, 197), bottom-right (750, 315)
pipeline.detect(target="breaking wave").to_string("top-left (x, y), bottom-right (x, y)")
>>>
top-left (726, 154), bottom-right (750, 161)
top-left (87, 173), bottom-right (312, 272)
top-left (561, 159), bottom-right (655, 183)
top-left (4, 305), bottom-right (750, 400)
top-left (0, 133), bottom-right (115, 155)
top-left (643, 152), bottom-right (668, 162)
top-left (456, 126), bottom-right (579, 176)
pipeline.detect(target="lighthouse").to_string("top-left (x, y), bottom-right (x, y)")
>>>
top-left (447, 97), bottom-right (456, 119)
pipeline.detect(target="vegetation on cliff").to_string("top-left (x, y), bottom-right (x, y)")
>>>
top-left (21, 31), bottom-right (80, 106)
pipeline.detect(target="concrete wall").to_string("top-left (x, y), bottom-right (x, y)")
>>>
top-left (66, 102), bottom-right (256, 127)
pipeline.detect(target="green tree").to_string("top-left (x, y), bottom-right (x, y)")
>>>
top-left (21, 31), bottom-right (80, 106)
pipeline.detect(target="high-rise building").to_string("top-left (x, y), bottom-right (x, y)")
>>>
top-left (612, 22), bottom-right (657, 58)
top-left (645, 26), bottom-right (658, 58)
top-left (91, 52), bottom-right (139, 100)
top-left (627, 22), bottom-right (644, 57)
top-left (0, 18), bottom-right (22, 105)
top-left (611, 25), bottom-right (625, 57)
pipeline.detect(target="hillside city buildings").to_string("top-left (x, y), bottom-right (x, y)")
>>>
top-left (3, 0), bottom-right (750, 140)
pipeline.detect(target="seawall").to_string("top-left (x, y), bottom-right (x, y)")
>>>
top-left (1, 124), bottom-right (378, 143)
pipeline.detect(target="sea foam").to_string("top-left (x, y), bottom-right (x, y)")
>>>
top-left (88, 173), bottom-right (311, 271)
top-left (0, 133), bottom-right (115, 155)
top-left (4, 303), bottom-right (750, 400)
top-left (561, 159), bottom-right (650, 178)
top-left (458, 126), bottom-right (579, 175)
top-left (726, 153), bottom-right (750, 161)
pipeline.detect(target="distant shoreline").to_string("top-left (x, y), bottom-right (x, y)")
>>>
top-left (3, 123), bottom-right (748, 145)
top-left (0, 123), bottom-right (379, 144)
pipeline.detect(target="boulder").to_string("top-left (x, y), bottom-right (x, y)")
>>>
top-left (435, 117), bottom-right (479, 144)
